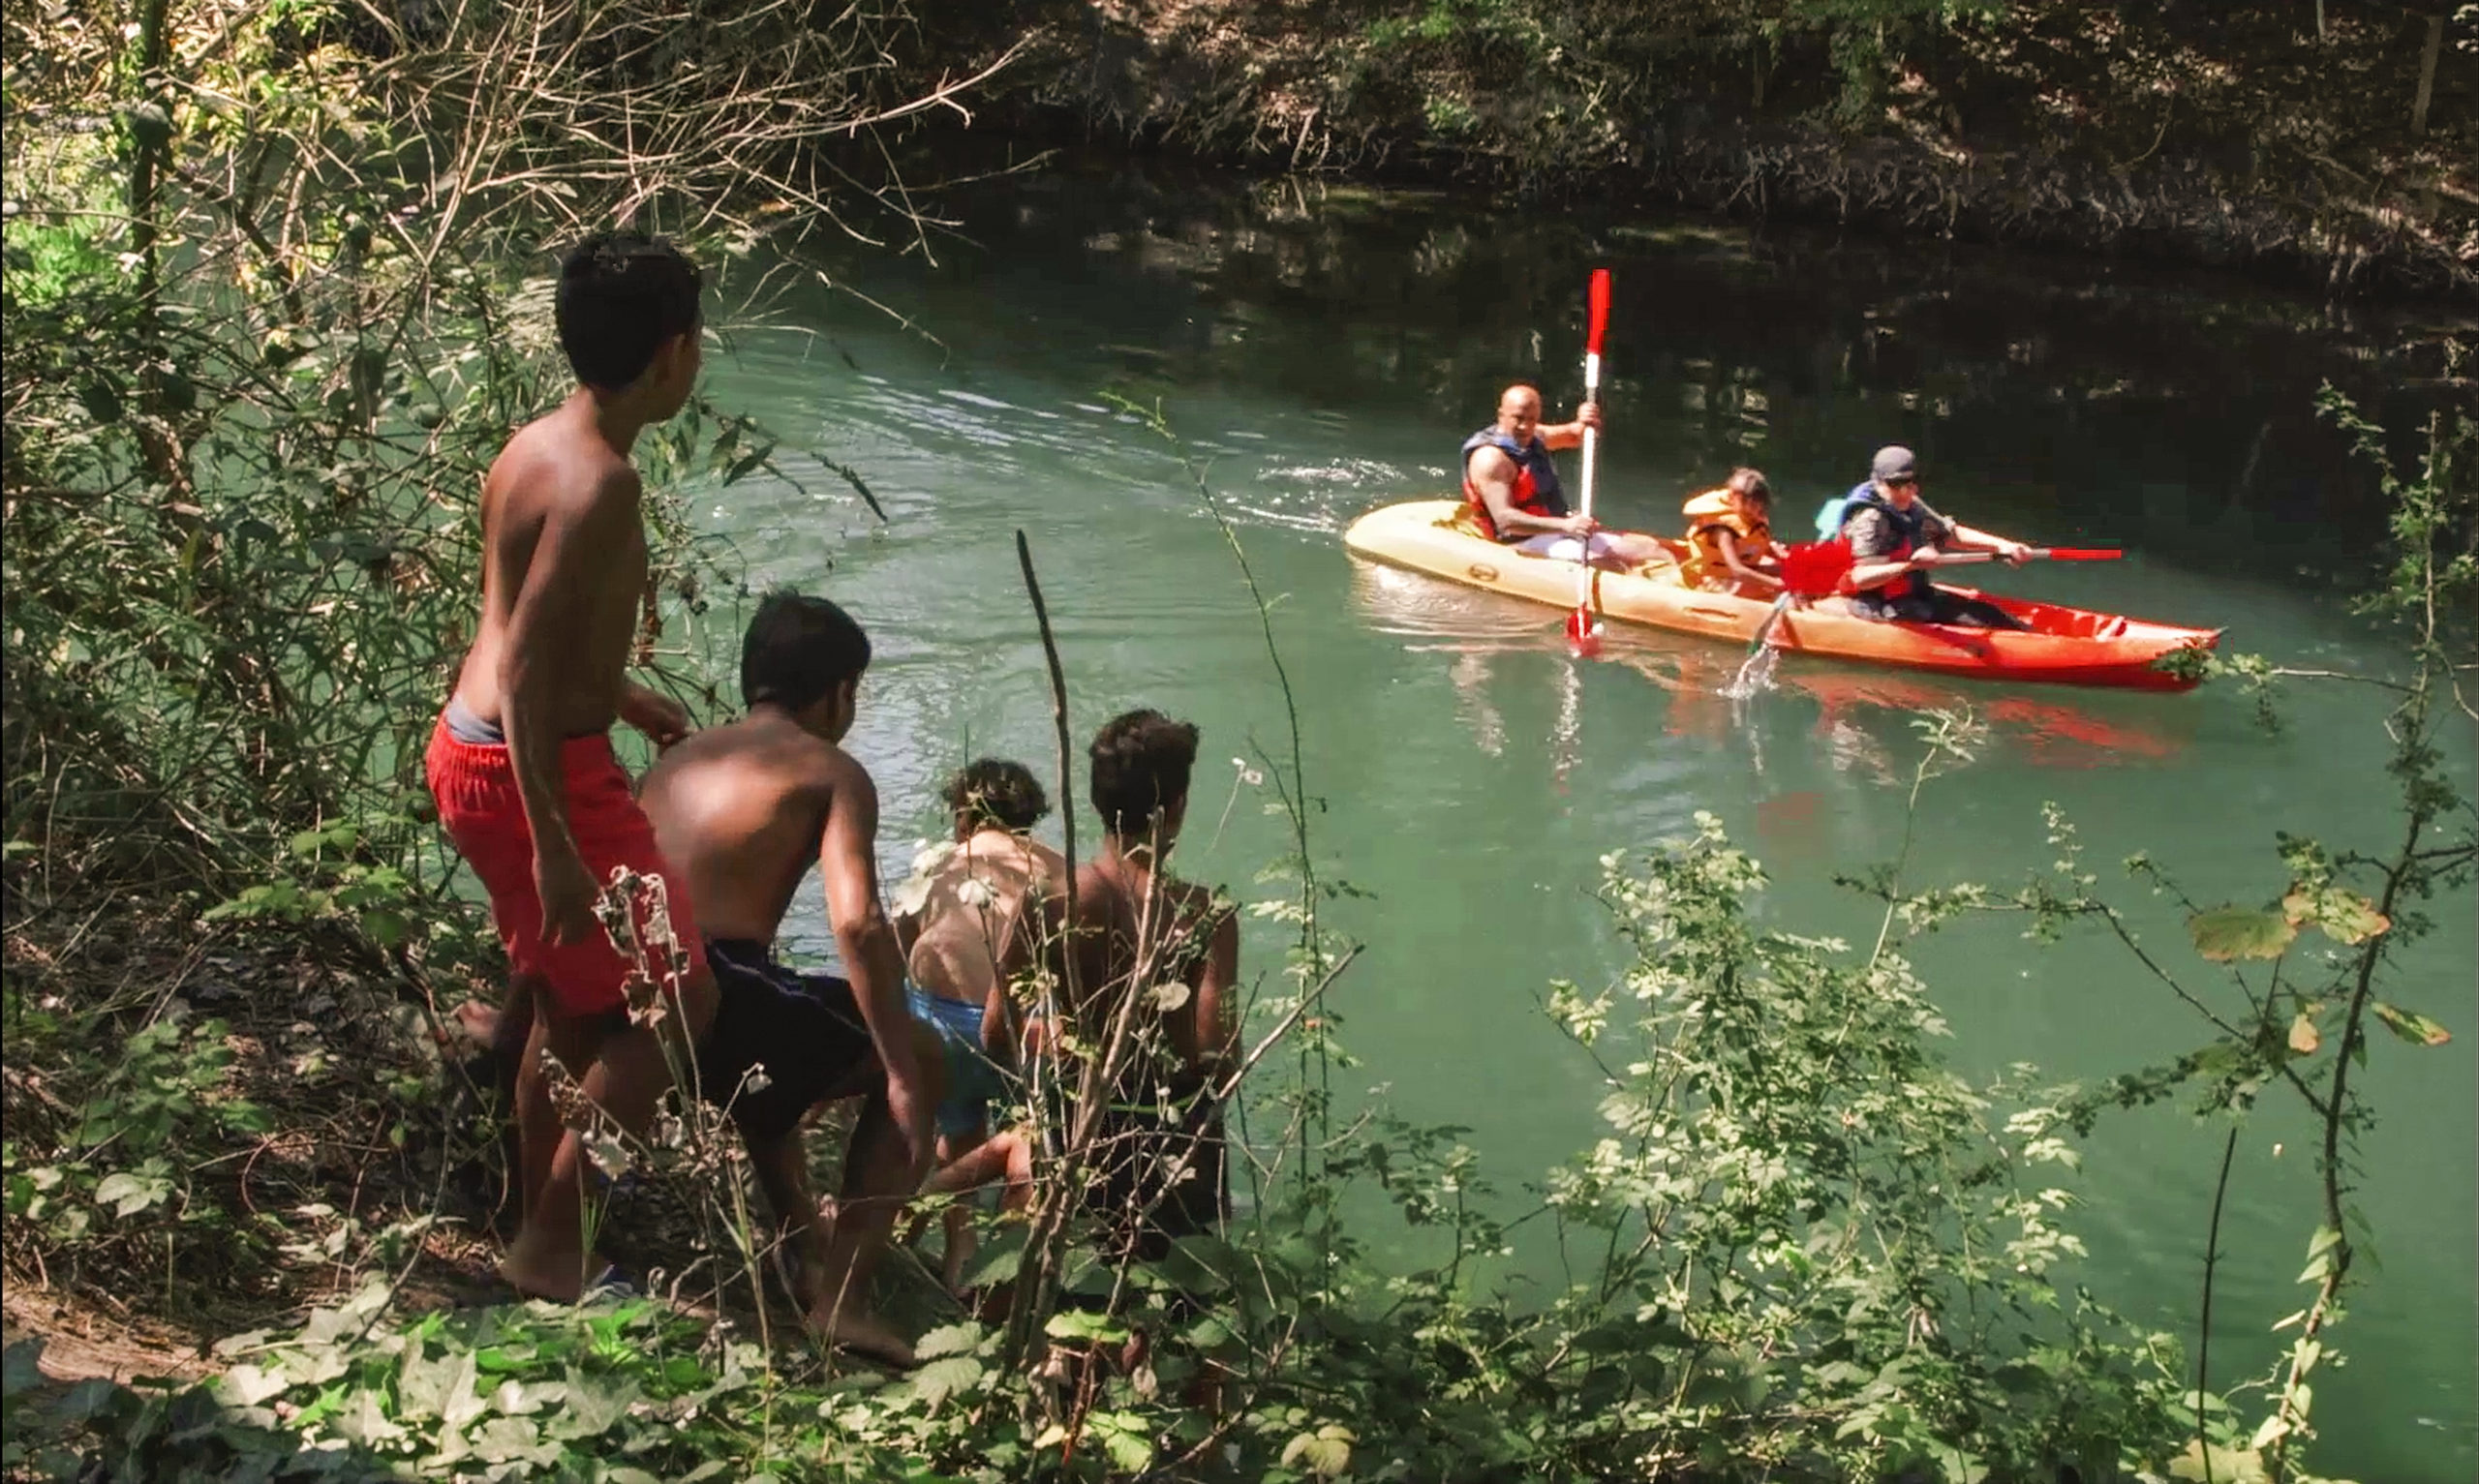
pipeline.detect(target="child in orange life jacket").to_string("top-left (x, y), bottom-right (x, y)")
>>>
top-left (1680, 468), bottom-right (1787, 591)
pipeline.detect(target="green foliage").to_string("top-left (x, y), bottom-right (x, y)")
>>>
top-left (1527, 814), bottom-right (2187, 1480)
top-left (4, 1008), bottom-right (265, 1263)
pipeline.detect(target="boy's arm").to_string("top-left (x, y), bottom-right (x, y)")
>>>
top-left (499, 475), bottom-right (634, 947)
top-left (816, 760), bottom-right (933, 1182)
top-left (1943, 520), bottom-right (2032, 564)
top-left (989, 889), bottom-right (1063, 1067)
top-left (618, 681), bottom-right (692, 749)
top-left (1191, 899), bottom-right (1240, 1079)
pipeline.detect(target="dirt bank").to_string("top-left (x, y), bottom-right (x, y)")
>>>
top-left (933, 1), bottom-right (2474, 301)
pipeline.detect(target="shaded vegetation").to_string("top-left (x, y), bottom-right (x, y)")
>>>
top-left (935, 1), bottom-right (2475, 297)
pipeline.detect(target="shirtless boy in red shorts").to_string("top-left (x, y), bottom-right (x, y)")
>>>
top-left (425, 230), bottom-right (718, 1302)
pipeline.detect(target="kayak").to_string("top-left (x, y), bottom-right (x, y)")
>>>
top-left (1341, 500), bottom-right (2219, 691)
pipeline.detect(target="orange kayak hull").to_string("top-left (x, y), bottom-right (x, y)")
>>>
top-left (1342, 500), bottom-right (2219, 692)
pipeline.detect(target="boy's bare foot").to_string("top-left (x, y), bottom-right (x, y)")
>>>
top-left (499, 1227), bottom-right (588, 1302)
top-left (808, 1301), bottom-right (917, 1369)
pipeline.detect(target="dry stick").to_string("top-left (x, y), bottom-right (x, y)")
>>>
top-left (2195, 1126), bottom-right (2239, 1482)
top-left (1001, 530), bottom-right (1080, 1370)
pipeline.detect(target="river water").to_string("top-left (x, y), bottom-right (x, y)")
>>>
top-left (688, 159), bottom-right (2476, 1480)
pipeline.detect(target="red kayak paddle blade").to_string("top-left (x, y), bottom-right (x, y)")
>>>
top-left (1585, 269), bottom-right (1611, 355)
top-left (1565, 606), bottom-right (1602, 656)
top-left (1783, 539), bottom-right (1856, 598)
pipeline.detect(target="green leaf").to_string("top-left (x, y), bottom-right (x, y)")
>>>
top-left (216, 1364), bottom-right (291, 1408)
top-left (957, 1227), bottom-right (1025, 1289)
top-left (908, 1356), bottom-right (983, 1410)
top-left (913, 1323), bottom-right (980, 1360)
top-left (94, 1167), bottom-right (171, 1218)
top-left (2186, 907), bottom-right (2297, 962)
top-left (1044, 1310), bottom-right (1128, 1344)
top-left (2, 1339), bottom-right (45, 1399)
top-left (2372, 1003), bottom-right (2451, 1046)
top-left (360, 908), bottom-right (410, 948)
top-left (1279, 1424), bottom-right (1357, 1477)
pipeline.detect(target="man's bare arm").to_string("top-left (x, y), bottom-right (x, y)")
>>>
top-left (1537, 401), bottom-right (1602, 452)
top-left (499, 473), bottom-right (636, 946)
top-left (1470, 450), bottom-right (1585, 538)
top-left (816, 760), bottom-right (932, 1177)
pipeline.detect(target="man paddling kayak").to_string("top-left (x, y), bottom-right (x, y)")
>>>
top-left (1823, 445), bottom-right (2032, 630)
top-left (1462, 383), bottom-right (1666, 569)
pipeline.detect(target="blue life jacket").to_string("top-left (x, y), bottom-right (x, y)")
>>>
top-left (1460, 428), bottom-right (1568, 540)
top-left (1821, 481), bottom-right (1934, 598)
top-left (1812, 481), bottom-right (1882, 540)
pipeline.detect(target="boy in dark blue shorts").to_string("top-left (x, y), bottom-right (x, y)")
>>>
top-left (635, 592), bottom-right (937, 1366)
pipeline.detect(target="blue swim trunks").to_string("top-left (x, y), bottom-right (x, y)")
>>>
top-left (906, 984), bottom-right (1007, 1139)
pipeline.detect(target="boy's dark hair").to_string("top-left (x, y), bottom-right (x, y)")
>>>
top-left (556, 231), bottom-right (702, 391)
top-left (1727, 467), bottom-right (1771, 504)
top-left (1089, 710), bottom-right (1199, 840)
top-left (741, 591), bottom-right (870, 712)
top-left (944, 759), bottom-right (1049, 833)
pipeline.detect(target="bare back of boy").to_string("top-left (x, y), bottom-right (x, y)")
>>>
top-left (636, 712), bottom-right (936, 1364)
top-left (451, 415), bottom-right (649, 744)
top-left (1054, 857), bottom-right (1238, 1259)
top-left (903, 832), bottom-right (1064, 1013)
top-left (1061, 860), bottom-right (1236, 1077)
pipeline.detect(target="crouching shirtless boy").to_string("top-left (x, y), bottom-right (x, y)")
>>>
top-left (635, 591), bottom-right (939, 1365)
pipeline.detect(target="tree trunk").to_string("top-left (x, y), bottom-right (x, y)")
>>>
top-left (2409, 10), bottom-right (2443, 137)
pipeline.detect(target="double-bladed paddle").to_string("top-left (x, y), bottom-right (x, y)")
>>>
top-left (1564, 269), bottom-right (1612, 657)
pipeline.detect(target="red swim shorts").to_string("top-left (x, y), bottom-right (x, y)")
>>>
top-left (424, 715), bottom-right (706, 1017)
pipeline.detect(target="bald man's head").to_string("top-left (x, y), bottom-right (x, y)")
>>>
top-left (1495, 383), bottom-right (1545, 440)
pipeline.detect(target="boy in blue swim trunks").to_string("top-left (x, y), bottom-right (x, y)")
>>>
top-left (634, 591), bottom-right (939, 1366)
top-left (895, 757), bottom-right (1063, 1288)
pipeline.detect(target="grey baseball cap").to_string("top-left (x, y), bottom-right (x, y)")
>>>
top-left (1871, 445), bottom-right (1918, 481)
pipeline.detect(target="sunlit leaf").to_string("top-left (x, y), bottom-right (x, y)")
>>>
top-left (2186, 906), bottom-right (2296, 962)
top-left (2168, 1439), bottom-right (2268, 1484)
top-left (1280, 1424), bottom-right (1357, 1478)
top-left (2285, 1015), bottom-right (2321, 1055)
top-left (2280, 888), bottom-right (2389, 945)
top-left (2372, 1003), bottom-right (2451, 1046)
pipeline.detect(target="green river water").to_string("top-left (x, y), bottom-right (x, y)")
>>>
top-left (688, 160), bottom-right (2476, 1480)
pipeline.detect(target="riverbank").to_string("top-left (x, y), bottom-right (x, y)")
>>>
top-left (931, 1), bottom-right (2474, 301)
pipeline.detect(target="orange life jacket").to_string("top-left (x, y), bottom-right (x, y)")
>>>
top-left (1681, 489), bottom-right (1772, 586)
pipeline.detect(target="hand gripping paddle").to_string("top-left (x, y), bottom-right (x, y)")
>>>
top-left (1565, 268), bottom-right (1612, 656)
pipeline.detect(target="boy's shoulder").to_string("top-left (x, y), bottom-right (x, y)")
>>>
top-left (489, 408), bottom-right (638, 507)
